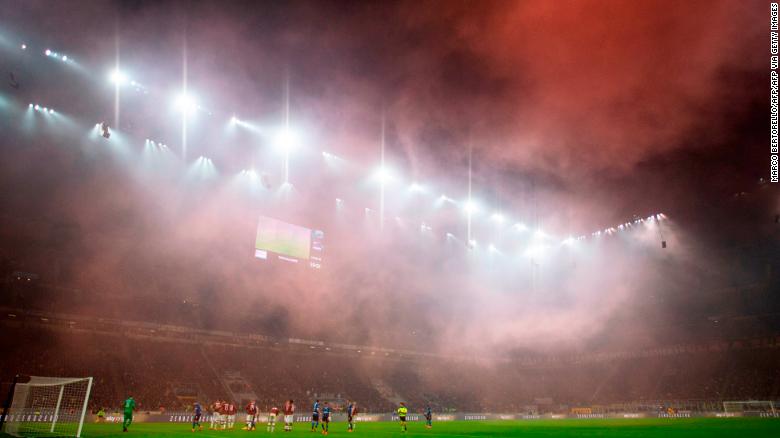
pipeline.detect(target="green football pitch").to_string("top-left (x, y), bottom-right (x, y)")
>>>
top-left (39, 418), bottom-right (780, 437)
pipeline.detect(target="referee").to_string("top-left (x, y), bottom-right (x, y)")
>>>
top-left (397, 402), bottom-right (408, 432)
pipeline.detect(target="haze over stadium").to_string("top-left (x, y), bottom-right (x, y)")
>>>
top-left (0, 0), bottom-right (778, 437)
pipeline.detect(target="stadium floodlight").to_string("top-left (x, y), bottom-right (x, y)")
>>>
top-left (62, 55), bottom-right (68, 61)
top-left (409, 182), bottom-right (425, 192)
top-left (491, 212), bottom-right (505, 223)
top-left (174, 92), bottom-right (198, 115)
top-left (439, 194), bottom-right (455, 204)
top-left (109, 69), bottom-right (128, 85)
top-left (21, 43), bottom-right (27, 50)
top-left (28, 103), bottom-right (33, 108)
top-left (274, 127), bottom-right (299, 152)
top-left (373, 166), bottom-right (394, 184)
top-left (230, 115), bottom-right (238, 125)
top-left (488, 244), bottom-right (497, 252)
top-left (514, 222), bottom-right (528, 231)
top-left (463, 200), bottom-right (479, 214)
top-left (34, 104), bottom-right (40, 110)
top-left (49, 108), bottom-right (55, 114)
top-left (44, 49), bottom-right (52, 56)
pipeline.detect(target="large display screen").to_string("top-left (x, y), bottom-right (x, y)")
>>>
top-left (254, 216), bottom-right (324, 269)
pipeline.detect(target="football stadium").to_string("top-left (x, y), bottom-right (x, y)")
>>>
top-left (0, 0), bottom-right (778, 437)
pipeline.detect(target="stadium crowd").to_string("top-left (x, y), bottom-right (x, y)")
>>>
top-left (1, 310), bottom-right (779, 415)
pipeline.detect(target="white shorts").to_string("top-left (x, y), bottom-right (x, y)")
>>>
top-left (284, 415), bottom-right (293, 423)
top-left (268, 415), bottom-right (276, 423)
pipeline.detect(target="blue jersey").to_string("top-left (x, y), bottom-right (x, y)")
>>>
top-left (322, 406), bottom-right (331, 418)
top-left (425, 406), bottom-right (432, 418)
top-left (347, 404), bottom-right (354, 416)
top-left (312, 401), bottom-right (320, 414)
top-left (194, 403), bottom-right (202, 416)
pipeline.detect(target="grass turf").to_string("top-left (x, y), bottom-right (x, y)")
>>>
top-left (41, 418), bottom-right (780, 437)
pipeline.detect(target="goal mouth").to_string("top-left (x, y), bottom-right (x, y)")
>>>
top-left (722, 401), bottom-right (777, 415)
top-left (1, 375), bottom-right (93, 438)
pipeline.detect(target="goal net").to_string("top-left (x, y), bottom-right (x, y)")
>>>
top-left (2, 376), bottom-right (92, 437)
top-left (723, 400), bottom-right (776, 414)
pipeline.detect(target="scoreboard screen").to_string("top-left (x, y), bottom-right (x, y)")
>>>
top-left (254, 216), bottom-right (324, 269)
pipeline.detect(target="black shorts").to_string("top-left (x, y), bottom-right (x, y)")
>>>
top-left (347, 415), bottom-right (353, 422)
top-left (312, 413), bottom-right (319, 421)
top-left (399, 416), bottom-right (406, 422)
top-left (322, 415), bottom-right (330, 423)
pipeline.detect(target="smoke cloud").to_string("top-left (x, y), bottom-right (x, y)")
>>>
top-left (0, 0), bottom-right (771, 361)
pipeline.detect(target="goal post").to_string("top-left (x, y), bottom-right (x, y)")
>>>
top-left (1, 375), bottom-right (93, 438)
top-left (723, 400), bottom-right (776, 415)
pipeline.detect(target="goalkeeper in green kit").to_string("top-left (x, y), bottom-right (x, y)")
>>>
top-left (122, 395), bottom-right (136, 432)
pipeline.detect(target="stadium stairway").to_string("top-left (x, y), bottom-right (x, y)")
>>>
top-left (370, 378), bottom-right (404, 406)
